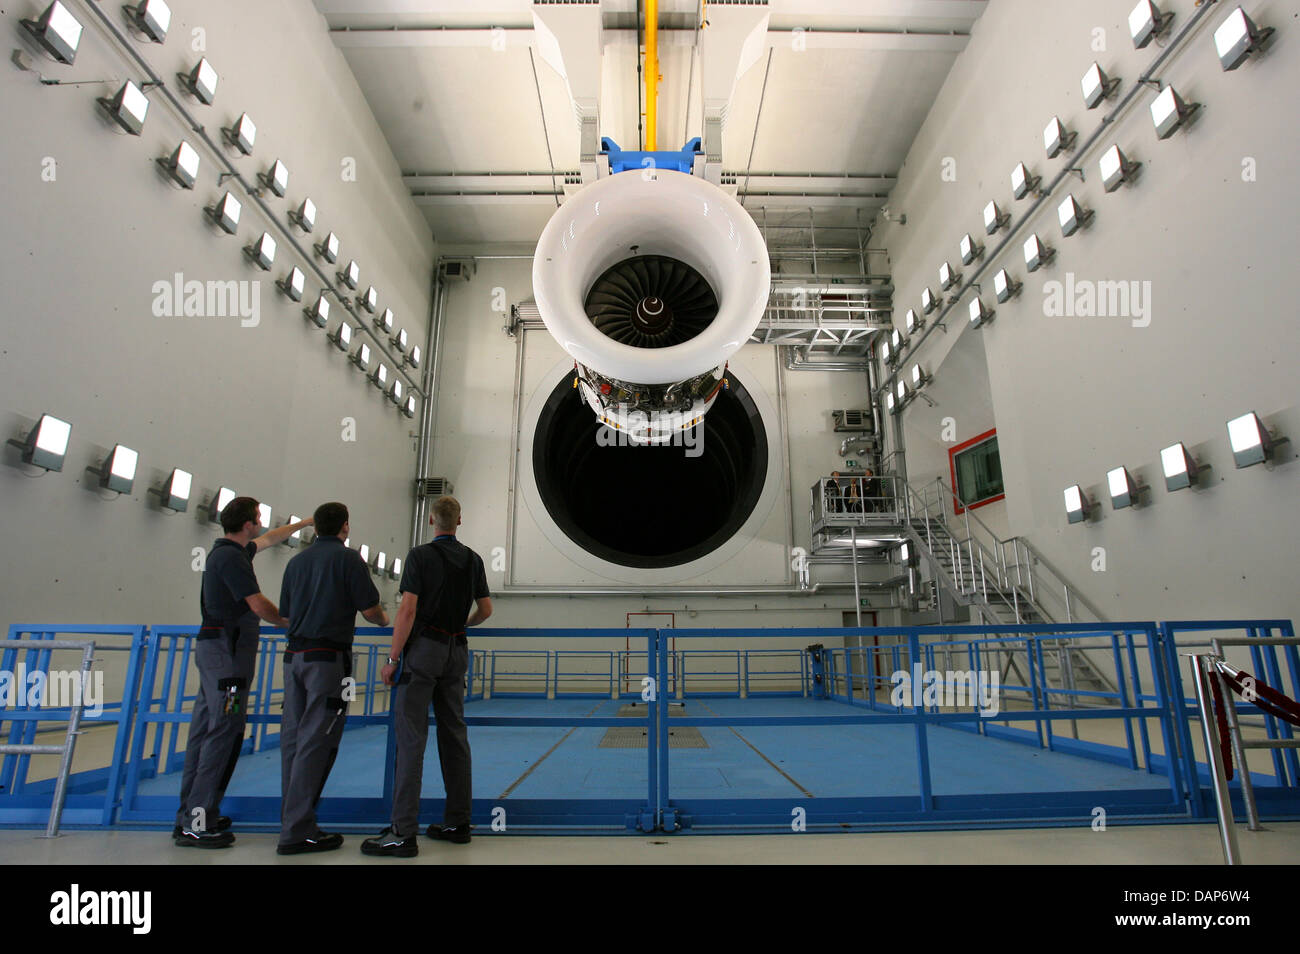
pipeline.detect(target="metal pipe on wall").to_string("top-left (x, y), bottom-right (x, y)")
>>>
top-left (410, 269), bottom-right (448, 549)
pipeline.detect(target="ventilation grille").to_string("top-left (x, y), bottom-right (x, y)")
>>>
top-left (418, 478), bottom-right (454, 497)
top-left (832, 409), bottom-right (874, 433)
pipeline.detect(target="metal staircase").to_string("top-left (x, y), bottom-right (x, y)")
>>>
top-left (903, 478), bottom-right (1116, 700)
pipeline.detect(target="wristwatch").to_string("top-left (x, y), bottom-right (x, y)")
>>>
top-left (387, 656), bottom-right (400, 666)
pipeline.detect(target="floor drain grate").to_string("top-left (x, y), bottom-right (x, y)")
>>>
top-left (599, 727), bottom-right (708, 749)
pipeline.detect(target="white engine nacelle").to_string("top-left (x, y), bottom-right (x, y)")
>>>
top-left (532, 168), bottom-right (771, 442)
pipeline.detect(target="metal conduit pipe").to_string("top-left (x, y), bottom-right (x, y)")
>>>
top-left (79, 0), bottom-right (421, 396)
top-left (879, 0), bottom-right (1221, 398)
top-left (783, 348), bottom-right (871, 372)
top-left (410, 268), bottom-right (448, 548)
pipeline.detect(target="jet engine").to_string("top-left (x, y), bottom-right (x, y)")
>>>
top-left (532, 168), bottom-right (771, 444)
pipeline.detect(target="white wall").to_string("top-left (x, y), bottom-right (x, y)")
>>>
top-left (424, 257), bottom-right (893, 637)
top-left (0, 0), bottom-right (436, 625)
top-left (875, 0), bottom-right (1300, 625)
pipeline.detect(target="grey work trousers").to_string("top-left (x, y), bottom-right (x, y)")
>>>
top-left (279, 648), bottom-right (349, 845)
top-left (390, 635), bottom-right (471, 837)
top-left (175, 627), bottom-right (257, 831)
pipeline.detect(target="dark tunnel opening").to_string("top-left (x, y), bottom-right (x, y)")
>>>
top-left (533, 370), bottom-right (768, 569)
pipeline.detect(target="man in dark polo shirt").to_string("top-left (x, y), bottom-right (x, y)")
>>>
top-left (362, 495), bottom-right (491, 858)
top-left (277, 501), bottom-right (389, 855)
top-left (174, 496), bottom-right (309, 848)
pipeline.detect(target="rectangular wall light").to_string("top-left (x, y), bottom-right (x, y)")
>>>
top-left (258, 503), bottom-right (272, 530)
top-left (905, 308), bottom-right (922, 335)
top-left (1151, 85), bottom-right (1200, 139)
top-left (1160, 442), bottom-right (1202, 491)
top-left (291, 198), bottom-right (316, 232)
top-left (1058, 194), bottom-right (1094, 237)
top-left (1011, 162), bottom-right (1040, 200)
top-left (339, 261), bottom-right (360, 289)
top-left (968, 296), bottom-right (993, 328)
top-left (286, 514), bottom-right (304, 547)
top-left (1227, 411), bottom-right (1279, 468)
top-left (408, 344), bottom-right (421, 369)
top-left (938, 261), bottom-right (959, 290)
top-left (158, 141), bottom-right (200, 188)
top-left (126, 0), bottom-right (170, 43)
top-left (1063, 485), bottom-right (1092, 524)
top-left (261, 159), bottom-right (289, 197)
top-left (21, 2), bottom-right (83, 65)
top-left (224, 113), bottom-right (256, 155)
top-left (377, 308), bottom-right (395, 335)
top-left (920, 287), bottom-right (937, 315)
top-left (1099, 144), bottom-right (1141, 192)
top-left (161, 468), bottom-right (191, 512)
top-left (1023, 234), bottom-right (1055, 272)
top-left (20, 414), bottom-right (72, 471)
top-left (279, 266), bottom-right (305, 302)
top-left (331, 322), bottom-right (353, 351)
top-left (1107, 466), bottom-right (1143, 509)
top-left (993, 268), bottom-right (1021, 303)
top-left (316, 232), bottom-right (339, 264)
top-left (359, 286), bottom-right (378, 314)
top-left (102, 444), bottom-right (139, 494)
top-left (403, 395), bottom-right (416, 418)
top-left (373, 363), bottom-right (389, 390)
top-left (212, 486), bottom-right (236, 523)
top-left (353, 342), bottom-right (371, 371)
top-left (180, 57), bottom-right (218, 104)
top-left (99, 81), bottom-right (150, 135)
top-left (1044, 117), bottom-right (1076, 159)
top-left (244, 232), bottom-right (276, 270)
top-left (394, 327), bottom-right (409, 352)
top-left (1215, 7), bottom-right (1274, 70)
top-left (206, 192), bottom-right (241, 234)
top-left (984, 200), bottom-right (1009, 234)
top-left (1081, 62), bottom-right (1119, 109)
top-left (305, 294), bottom-right (330, 327)
top-left (1130, 0), bottom-right (1173, 49)
top-left (390, 379), bottom-right (404, 405)
top-left (959, 233), bottom-right (983, 266)
top-left (390, 556), bottom-right (403, 580)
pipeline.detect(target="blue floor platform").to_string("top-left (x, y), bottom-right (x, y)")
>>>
top-left (5, 621), bottom-right (1300, 833)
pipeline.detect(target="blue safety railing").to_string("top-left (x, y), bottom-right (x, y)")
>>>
top-left (1158, 619), bottom-right (1299, 820)
top-left (4, 620), bottom-right (1300, 833)
top-left (1, 625), bottom-right (146, 827)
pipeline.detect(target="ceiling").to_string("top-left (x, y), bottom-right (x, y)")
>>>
top-left (312, 0), bottom-right (988, 246)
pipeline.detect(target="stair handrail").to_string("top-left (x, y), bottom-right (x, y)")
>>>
top-left (906, 476), bottom-right (1107, 626)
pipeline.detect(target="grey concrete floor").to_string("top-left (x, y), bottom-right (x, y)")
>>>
top-left (1, 822), bottom-right (1297, 865)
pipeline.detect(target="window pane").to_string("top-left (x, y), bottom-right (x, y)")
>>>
top-left (955, 437), bottom-right (1003, 507)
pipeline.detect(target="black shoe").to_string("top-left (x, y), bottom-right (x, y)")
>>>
top-left (277, 831), bottom-right (344, 855)
top-left (172, 815), bottom-right (232, 838)
top-left (174, 829), bottom-right (235, 849)
top-left (361, 827), bottom-right (418, 857)
top-left (426, 823), bottom-right (471, 844)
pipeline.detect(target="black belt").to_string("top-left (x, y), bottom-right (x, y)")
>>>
top-left (413, 624), bottom-right (467, 647)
